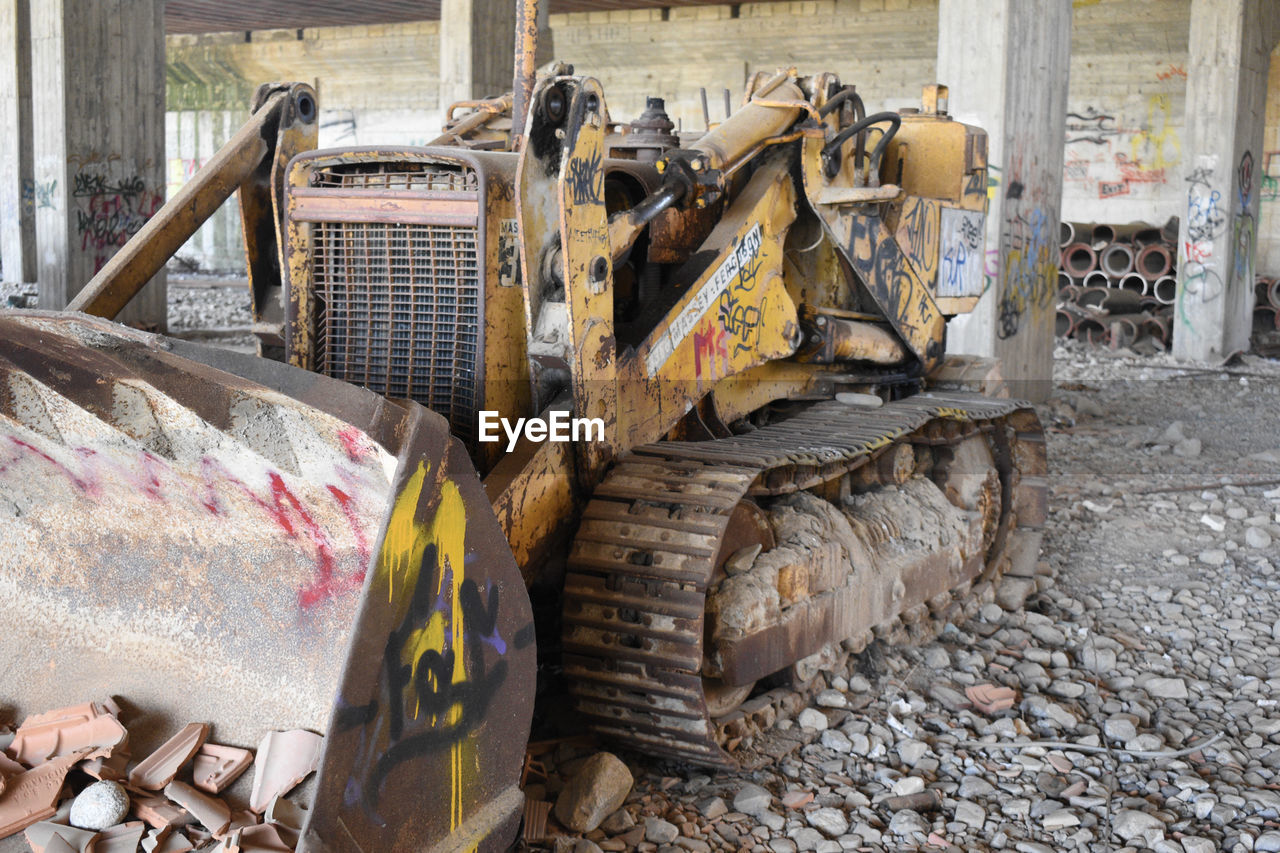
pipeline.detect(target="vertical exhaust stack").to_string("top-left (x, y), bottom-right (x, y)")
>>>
top-left (511, 0), bottom-right (541, 144)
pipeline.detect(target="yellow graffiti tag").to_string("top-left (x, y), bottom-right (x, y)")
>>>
top-left (376, 463), bottom-right (473, 834)
top-left (1129, 94), bottom-right (1181, 170)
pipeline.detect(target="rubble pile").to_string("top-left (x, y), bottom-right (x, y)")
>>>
top-left (0, 701), bottom-right (319, 852)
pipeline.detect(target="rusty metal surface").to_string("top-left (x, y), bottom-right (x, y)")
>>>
top-left (561, 392), bottom-right (1045, 768)
top-left (0, 311), bottom-right (534, 853)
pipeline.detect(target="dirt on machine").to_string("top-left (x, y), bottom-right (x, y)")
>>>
top-left (0, 5), bottom-right (1047, 850)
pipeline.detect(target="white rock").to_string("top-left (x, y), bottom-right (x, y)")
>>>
top-left (1144, 677), bottom-right (1189, 699)
top-left (1248, 527), bottom-right (1273, 549)
top-left (69, 781), bottom-right (129, 831)
top-left (815, 689), bottom-right (847, 709)
top-left (1110, 809), bottom-right (1165, 843)
top-left (820, 729), bottom-right (852, 753)
top-left (1042, 809), bottom-right (1079, 831)
top-left (890, 776), bottom-right (924, 797)
top-left (1200, 513), bottom-right (1226, 532)
top-left (733, 783), bottom-right (773, 816)
top-left (1257, 831), bottom-right (1280, 853)
top-left (807, 808), bottom-right (849, 838)
top-left (797, 708), bottom-right (828, 731)
top-left (954, 800), bottom-right (986, 829)
top-left (1183, 838), bottom-right (1216, 853)
top-left (1199, 549), bottom-right (1228, 566)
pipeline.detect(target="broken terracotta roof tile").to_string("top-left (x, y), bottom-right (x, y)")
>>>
top-left (0, 752), bottom-right (24, 796)
top-left (163, 780), bottom-right (231, 838)
top-left (141, 825), bottom-right (171, 853)
top-left (237, 822), bottom-right (292, 852)
top-left (263, 796), bottom-right (305, 847)
top-left (248, 731), bottom-right (322, 814)
top-left (130, 793), bottom-right (191, 830)
top-left (22, 820), bottom-right (99, 853)
top-left (128, 723), bottom-right (210, 791)
top-left (227, 810), bottom-right (259, 835)
top-left (965, 682), bottom-right (1018, 714)
top-left (0, 752), bottom-right (81, 839)
top-left (191, 744), bottom-right (253, 795)
top-left (81, 749), bottom-right (132, 782)
top-left (143, 826), bottom-right (194, 853)
top-left (42, 834), bottom-right (77, 853)
top-left (96, 820), bottom-right (147, 853)
top-left (6, 703), bottom-right (126, 767)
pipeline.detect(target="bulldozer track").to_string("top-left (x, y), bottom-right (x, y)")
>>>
top-left (562, 392), bottom-right (1047, 768)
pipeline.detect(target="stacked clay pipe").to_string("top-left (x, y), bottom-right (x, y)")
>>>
top-left (1056, 219), bottom-right (1178, 350)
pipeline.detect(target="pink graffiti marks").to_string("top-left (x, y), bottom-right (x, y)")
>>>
top-left (693, 321), bottom-right (729, 387)
top-left (72, 170), bottom-right (163, 273)
top-left (1155, 64), bottom-right (1187, 82)
top-left (1, 433), bottom-right (372, 610)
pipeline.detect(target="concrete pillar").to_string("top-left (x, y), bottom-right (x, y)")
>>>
top-left (31, 0), bottom-right (166, 328)
top-left (937, 0), bottom-right (1071, 401)
top-left (439, 0), bottom-right (517, 107)
top-left (1173, 0), bottom-right (1277, 362)
top-left (0, 0), bottom-right (36, 285)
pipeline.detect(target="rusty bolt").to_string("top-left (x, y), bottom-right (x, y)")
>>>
top-left (690, 157), bottom-right (705, 172)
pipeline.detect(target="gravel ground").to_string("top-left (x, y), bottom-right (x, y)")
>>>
top-left (542, 341), bottom-right (1280, 853)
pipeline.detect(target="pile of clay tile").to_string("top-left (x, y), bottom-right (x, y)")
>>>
top-left (0, 701), bottom-right (324, 852)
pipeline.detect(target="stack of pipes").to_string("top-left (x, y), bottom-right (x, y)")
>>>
top-left (1254, 275), bottom-right (1280, 357)
top-left (1055, 219), bottom-right (1178, 350)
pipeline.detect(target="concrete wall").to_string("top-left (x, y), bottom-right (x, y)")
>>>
top-left (1061, 0), bottom-right (1191, 226)
top-left (161, 0), bottom-right (1280, 280)
top-left (1260, 40), bottom-right (1280, 274)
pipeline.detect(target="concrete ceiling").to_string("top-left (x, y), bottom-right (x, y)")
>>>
top-left (165, 0), bottom-right (735, 34)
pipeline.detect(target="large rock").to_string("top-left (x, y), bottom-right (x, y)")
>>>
top-left (553, 752), bottom-right (634, 833)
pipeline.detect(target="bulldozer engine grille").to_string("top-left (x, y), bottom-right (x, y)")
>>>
top-left (311, 164), bottom-right (479, 192)
top-left (312, 220), bottom-right (481, 444)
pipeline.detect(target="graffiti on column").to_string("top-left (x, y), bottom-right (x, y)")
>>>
top-left (1178, 157), bottom-right (1226, 328)
top-left (69, 154), bottom-right (163, 273)
top-left (1231, 151), bottom-right (1255, 299)
top-left (992, 155), bottom-right (1057, 340)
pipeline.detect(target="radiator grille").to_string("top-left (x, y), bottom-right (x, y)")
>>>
top-left (311, 163), bottom-right (479, 192)
top-left (312, 220), bottom-right (481, 444)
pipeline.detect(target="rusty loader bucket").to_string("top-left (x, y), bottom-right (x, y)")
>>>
top-left (0, 311), bottom-right (534, 851)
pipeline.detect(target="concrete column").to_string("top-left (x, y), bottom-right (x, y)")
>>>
top-left (0, 0), bottom-right (36, 285)
top-left (937, 0), bottom-right (1071, 401)
top-left (31, 0), bottom-right (166, 328)
top-left (1173, 0), bottom-right (1277, 362)
top-left (439, 0), bottom-right (517, 107)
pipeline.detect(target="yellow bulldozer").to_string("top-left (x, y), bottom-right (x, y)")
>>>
top-left (0, 7), bottom-right (1046, 850)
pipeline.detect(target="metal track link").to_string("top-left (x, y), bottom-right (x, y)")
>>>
top-left (563, 392), bottom-right (1046, 767)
